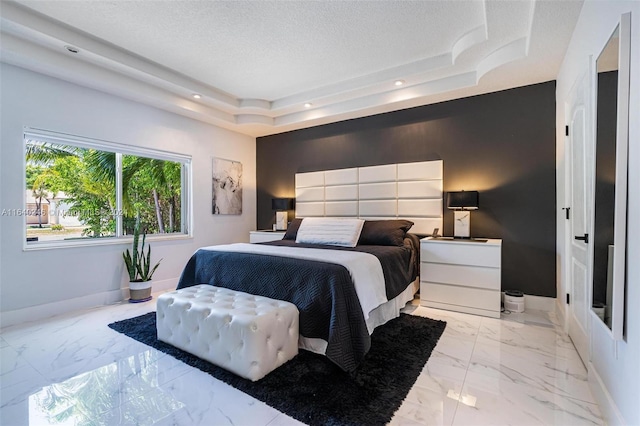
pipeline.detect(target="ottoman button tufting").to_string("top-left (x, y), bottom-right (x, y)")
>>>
top-left (157, 284), bottom-right (299, 382)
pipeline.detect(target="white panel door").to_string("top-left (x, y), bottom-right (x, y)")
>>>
top-left (566, 70), bottom-right (592, 366)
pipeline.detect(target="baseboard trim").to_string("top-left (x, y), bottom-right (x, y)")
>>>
top-left (523, 294), bottom-right (556, 311)
top-left (500, 292), bottom-right (556, 312)
top-left (421, 299), bottom-right (500, 318)
top-left (588, 362), bottom-right (625, 425)
top-left (0, 277), bottom-right (177, 329)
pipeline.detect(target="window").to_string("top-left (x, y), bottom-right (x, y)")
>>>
top-left (23, 128), bottom-right (190, 248)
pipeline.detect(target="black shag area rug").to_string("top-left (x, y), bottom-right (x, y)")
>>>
top-left (108, 312), bottom-right (445, 426)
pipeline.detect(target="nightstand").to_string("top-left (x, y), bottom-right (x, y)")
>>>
top-left (249, 230), bottom-right (286, 243)
top-left (420, 237), bottom-right (502, 318)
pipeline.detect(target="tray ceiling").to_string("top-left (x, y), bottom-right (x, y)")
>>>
top-left (0, 0), bottom-right (583, 137)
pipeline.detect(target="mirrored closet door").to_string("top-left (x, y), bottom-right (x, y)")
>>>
top-left (591, 13), bottom-right (630, 340)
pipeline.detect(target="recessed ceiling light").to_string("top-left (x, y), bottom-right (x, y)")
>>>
top-left (64, 45), bottom-right (79, 54)
top-left (394, 80), bottom-right (405, 86)
top-left (304, 103), bottom-right (312, 108)
top-left (192, 94), bottom-right (201, 99)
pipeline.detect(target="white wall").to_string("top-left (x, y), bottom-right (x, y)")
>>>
top-left (556, 1), bottom-right (640, 424)
top-left (0, 64), bottom-right (256, 326)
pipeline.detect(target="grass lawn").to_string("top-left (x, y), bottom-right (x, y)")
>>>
top-left (26, 226), bottom-right (88, 238)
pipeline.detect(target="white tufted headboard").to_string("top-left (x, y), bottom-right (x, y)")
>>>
top-left (295, 160), bottom-right (443, 235)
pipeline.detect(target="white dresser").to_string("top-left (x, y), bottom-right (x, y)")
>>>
top-left (249, 230), bottom-right (286, 243)
top-left (420, 237), bottom-right (502, 318)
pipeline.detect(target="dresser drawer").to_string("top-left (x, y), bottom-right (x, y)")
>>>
top-left (421, 242), bottom-right (500, 267)
top-left (421, 282), bottom-right (500, 312)
top-left (420, 262), bottom-right (500, 290)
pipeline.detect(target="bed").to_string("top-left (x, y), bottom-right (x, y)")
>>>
top-left (177, 160), bottom-right (443, 372)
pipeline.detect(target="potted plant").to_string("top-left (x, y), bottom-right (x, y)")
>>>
top-left (123, 217), bottom-right (162, 302)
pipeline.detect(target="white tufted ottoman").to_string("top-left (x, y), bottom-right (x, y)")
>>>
top-left (156, 285), bottom-right (299, 381)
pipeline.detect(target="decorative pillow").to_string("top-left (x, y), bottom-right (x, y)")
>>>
top-left (283, 218), bottom-right (303, 240)
top-left (358, 220), bottom-right (414, 246)
top-left (295, 218), bottom-right (365, 247)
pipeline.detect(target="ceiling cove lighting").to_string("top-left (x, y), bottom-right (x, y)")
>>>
top-left (304, 103), bottom-right (312, 108)
top-left (394, 80), bottom-right (405, 86)
top-left (192, 94), bottom-right (202, 99)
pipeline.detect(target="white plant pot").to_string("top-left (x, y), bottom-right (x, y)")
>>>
top-left (129, 280), bottom-right (152, 303)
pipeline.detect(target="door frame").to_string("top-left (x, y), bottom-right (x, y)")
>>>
top-left (564, 65), bottom-right (594, 366)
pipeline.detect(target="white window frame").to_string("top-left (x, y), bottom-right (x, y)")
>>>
top-left (23, 127), bottom-right (192, 251)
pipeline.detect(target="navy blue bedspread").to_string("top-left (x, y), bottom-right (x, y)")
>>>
top-left (266, 237), bottom-right (419, 301)
top-left (176, 237), bottom-right (419, 372)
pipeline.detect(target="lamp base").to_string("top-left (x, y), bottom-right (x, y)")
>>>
top-left (275, 211), bottom-right (288, 230)
top-left (453, 211), bottom-right (470, 238)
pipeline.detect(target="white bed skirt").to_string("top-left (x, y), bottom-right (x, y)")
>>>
top-left (298, 278), bottom-right (419, 355)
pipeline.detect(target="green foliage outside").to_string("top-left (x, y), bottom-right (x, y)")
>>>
top-left (123, 155), bottom-right (182, 235)
top-left (25, 140), bottom-right (182, 239)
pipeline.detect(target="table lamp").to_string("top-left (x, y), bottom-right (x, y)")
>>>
top-left (446, 191), bottom-right (479, 238)
top-left (272, 198), bottom-right (294, 230)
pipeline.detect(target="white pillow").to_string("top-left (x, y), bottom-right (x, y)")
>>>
top-left (295, 218), bottom-right (365, 247)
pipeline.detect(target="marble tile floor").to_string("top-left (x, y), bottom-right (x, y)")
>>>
top-left (0, 294), bottom-right (603, 426)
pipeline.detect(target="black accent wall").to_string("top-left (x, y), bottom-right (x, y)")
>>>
top-left (257, 81), bottom-right (557, 297)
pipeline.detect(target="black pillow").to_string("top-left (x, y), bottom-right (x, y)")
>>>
top-left (358, 220), bottom-right (414, 246)
top-left (283, 218), bottom-right (303, 240)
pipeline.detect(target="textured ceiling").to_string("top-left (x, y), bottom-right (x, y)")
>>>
top-left (0, 0), bottom-right (584, 137)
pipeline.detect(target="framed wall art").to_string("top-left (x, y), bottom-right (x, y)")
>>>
top-left (212, 157), bottom-right (242, 215)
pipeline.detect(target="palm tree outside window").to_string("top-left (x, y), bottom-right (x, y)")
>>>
top-left (23, 129), bottom-right (190, 246)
